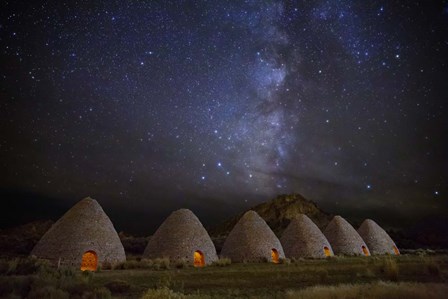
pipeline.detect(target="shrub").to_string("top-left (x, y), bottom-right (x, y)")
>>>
top-left (141, 287), bottom-right (185, 299)
top-left (16, 257), bottom-right (45, 275)
top-left (112, 261), bottom-right (125, 270)
top-left (160, 258), bottom-right (171, 270)
top-left (113, 260), bottom-right (143, 270)
top-left (154, 258), bottom-right (170, 270)
top-left (27, 286), bottom-right (70, 299)
top-left (113, 258), bottom-right (170, 270)
top-left (175, 258), bottom-right (190, 269)
top-left (104, 280), bottom-right (131, 294)
top-left (152, 263), bottom-right (160, 270)
top-left (29, 266), bottom-right (61, 290)
top-left (58, 277), bottom-right (91, 297)
top-left (211, 258), bottom-right (231, 267)
top-left (382, 257), bottom-right (399, 282)
top-left (156, 273), bottom-right (173, 289)
top-left (368, 256), bottom-right (380, 264)
top-left (285, 281), bottom-right (448, 299)
top-left (35, 266), bottom-right (93, 296)
top-left (124, 260), bottom-right (140, 269)
top-left (141, 259), bottom-right (154, 269)
top-left (426, 261), bottom-right (441, 277)
top-left (81, 268), bottom-right (95, 283)
top-left (7, 259), bottom-right (19, 274)
top-left (0, 261), bottom-right (103, 298)
top-left (94, 287), bottom-right (112, 299)
top-left (364, 268), bottom-right (376, 278)
top-left (316, 269), bottom-right (329, 283)
top-left (279, 258), bottom-right (291, 265)
top-left (415, 248), bottom-right (436, 257)
top-left (0, 257), bottom-right (51, 276)
top-left (58, 266), bottom-right (77, 277)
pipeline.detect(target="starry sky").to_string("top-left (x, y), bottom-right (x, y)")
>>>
top-left (1, 1), bottom-right (447, 234)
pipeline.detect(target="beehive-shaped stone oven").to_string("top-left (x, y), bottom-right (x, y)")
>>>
top-left (143, 209), bottom-right (218, 266)
top-left (281, 214), bottom-right (334, 258)
top-left (31, 197), bottom-right (126, 270)
top-left (358, 219), bottom-right (400, 255)
top-left (323, 215), bottom-right (370, 256)
top-left (220, 210), bottom-right (285, 263)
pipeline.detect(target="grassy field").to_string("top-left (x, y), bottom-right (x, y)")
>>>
top-left (0, 254), bottom-right (447, 298)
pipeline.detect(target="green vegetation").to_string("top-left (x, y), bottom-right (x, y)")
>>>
top-left (0, 254), bottom-right (447, 298)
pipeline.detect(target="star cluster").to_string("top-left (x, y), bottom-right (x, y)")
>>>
top-left (1, 0), bottom-right (447, 232)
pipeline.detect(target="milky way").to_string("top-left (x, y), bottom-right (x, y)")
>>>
top-left (1, 1), bottom-right (447, 233)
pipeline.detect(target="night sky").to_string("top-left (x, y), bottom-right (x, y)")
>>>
top-left (1, 1), bottom-right (447, 234)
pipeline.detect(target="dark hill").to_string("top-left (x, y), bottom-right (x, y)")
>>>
top-left (0, 220), bottom-right (54, 257)
top-left (210, 193), bottom-right (332, 238)
top-left (209, 193), bottom-right (332, 253)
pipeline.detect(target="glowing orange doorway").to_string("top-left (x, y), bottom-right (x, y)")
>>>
top-left (271, 248), bottom-right (279, 263)
top-left (361, 246), bottom-right (370, 256)
top-left (393, 246), bottom-right (400, 255)
top-left (323, 246), bottom-right (332, 257)
top-left (80, 250), bottom-right (98, 271)
top-left (194, 250), bottom-right (205, 267)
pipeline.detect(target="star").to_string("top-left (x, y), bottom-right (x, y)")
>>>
top-left (0, 0), bottom-right (446, 235)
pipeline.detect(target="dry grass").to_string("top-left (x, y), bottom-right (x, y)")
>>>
top-left (285, 281), bottom-right (448, 299)
top-left (425, 258), bottom-right (441, 277)
top-left (382, 257), bottom-right (399, 281)
top-left (0, 257), bottom-right (110, 298)
top-left (175, 258), bottom-right (191, 269)
top-left (141, 287), bottom-right (186, 299)
top-left (211, 258), bottom-right (231, 267)
top-left (279, 257), bottom-right (291, 264)
top-left (0, 256), bottom-right (51, 275)
top-left (141, 281), bottom-right (448, 299)
top-left (0, 254), bottom-right (447, 298)
top-left (104, 279), bottom-right (131, 294)
top-left (112, 257), bottom-right (171, 270)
